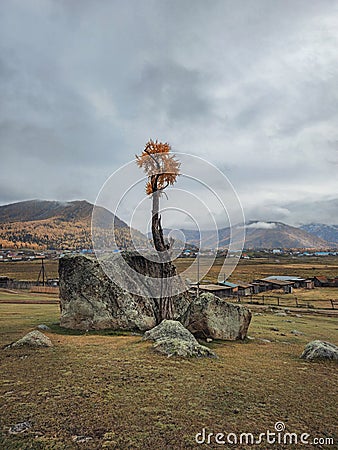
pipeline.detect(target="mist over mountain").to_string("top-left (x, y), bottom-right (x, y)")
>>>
top-left (164, 221), bottom-right (333, 250)
top-left (0, 201), bottom-right (336, 250)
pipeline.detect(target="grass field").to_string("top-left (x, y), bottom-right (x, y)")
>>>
top-left (1, 257), bottom-right (337, 312)
top-left (0, 290), bottom-right (59, 304)
top-left (175, 256), bottom-right (338, 283)
top-left (0, 260), bottom-right (59, 281)
top-left (1, 255), bottom-right (338, 283)
top-left (0, 301), bottom-right (337, 449)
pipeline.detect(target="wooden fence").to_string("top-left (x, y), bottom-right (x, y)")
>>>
top-left (230, 294), bottom-right (338, 310)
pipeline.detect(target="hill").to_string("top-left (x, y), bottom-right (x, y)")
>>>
top-left (0, 200), bottom-right (147, 250)
top-left (243, 221), bottom-right (331, 249)
top-left (167, 221), bottom-right (331, 250)
top-left (300, 223), bottom-right (338, 246)
top-left (0, 201), bottom-right (333, 251)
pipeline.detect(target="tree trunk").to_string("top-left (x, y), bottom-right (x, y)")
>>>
top-left (151, 190), bottom-right (166, 252)
top-left (151, 190), bottom-right (175, 322)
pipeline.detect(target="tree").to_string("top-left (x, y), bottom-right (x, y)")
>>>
top-left (136, 139), bottom-right (180, 253)
top-left (136, 139), bottom-right (180, 321)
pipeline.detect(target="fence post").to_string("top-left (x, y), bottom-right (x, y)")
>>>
top-left (331, 300), bottom-right (334, 309)
top-left (277, 297), bottom-right (280, 306)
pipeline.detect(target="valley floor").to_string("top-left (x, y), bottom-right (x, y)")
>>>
top-left (0, 301), bottom-right (337, 449)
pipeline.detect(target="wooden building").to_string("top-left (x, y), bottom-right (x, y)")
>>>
top-left (190, 284), bottom-right (233, 298)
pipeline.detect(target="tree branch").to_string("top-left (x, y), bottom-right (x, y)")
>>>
top-left (144, 148), bottom-right (161, 170)
top-left (157, 181), bottom-right (169, 191)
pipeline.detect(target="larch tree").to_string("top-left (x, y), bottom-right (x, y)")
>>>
top-left (136, 139), bottom-right (180, 321)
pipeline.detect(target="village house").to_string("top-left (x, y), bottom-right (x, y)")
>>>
top-left (218, 280), bottom-right (254, 296)
top-left (217, 281), bottom-right (239, 295)
top-left (235, 282), bottom-right (254, 296)
top-left (313, 276), bottom-right (338, 288)
top-left (189, 284), bottom-right (233, 298)
top-left (253, 277), bottom-right (296, 294)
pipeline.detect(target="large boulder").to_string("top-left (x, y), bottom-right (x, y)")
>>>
top-left (300, 340), bottom-right (338, 362)
top-left (182, 292), bottom-right (251, 340)
top-left (59, 253), bottom-right (190, 331)
top-left (5, 330), bottom-right (53, 349)
top-left (143, 320), bottom-right (216, 358)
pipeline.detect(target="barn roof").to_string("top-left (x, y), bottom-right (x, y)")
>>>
top-left (264, 276), bottom-right (305, 281)
top-left (218, 281), bottom-right (238, 288)
top-left (191, 284), bottom-right (232, 291)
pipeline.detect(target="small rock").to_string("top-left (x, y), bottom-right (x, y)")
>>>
top-left (301, 340), bottom-right (338, 361)
top-left (9, 421), bottom-right (31, 434)
top-left (275, 312), bottom-right (287, 317)
top-left (247, 335), bottom-right (255, 340)
top-left (5, 331), bottom-right (53, 349)
top-left (144, 320), bottom-right (216, 358)
top-left (254, 312), bottom-right (263, 316)
top-left (233, 409), bottom-right (240, 414)
top-left (206, 338), bottom-right (213, 343)
top-left (295, 314), bottom-right (302, 318)
top-left (37, 324), bottom-right (50, 331)
top-left (291, 330), bottom-right (304, 336)
top-left (270, 327), bottom-right (279, 332)
top-left (72, 435), bottom-right (93, 443)
top-left (259, 339), bottom-right (271, 343)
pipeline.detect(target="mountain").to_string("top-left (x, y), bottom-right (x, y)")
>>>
top-left (0, 200), bottom-right (333, 251)
top-left (164, 221), bottom-right (331, 250)
top-left (0, 199), bottom-right (126, 228)
top-left (243, 221), bottom-right (331, 249)
top-left (300, 223), bottom-right (338, 246)
top-left (0, 200), bottom-right (147, 250)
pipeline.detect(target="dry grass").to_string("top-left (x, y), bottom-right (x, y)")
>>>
top-left (0, 290), bottom-right (59, 305)
top-left (175, 256), bottom-right (338, 283)
top-left (2, 255), bottom-right (338, 284)
top-left (176, 257), bottom-right (338, 310)
top-left (253, 287), bottom-right (338, 310)
top-left (0, 260), bottom-right (59, 281)
top-left (0, 303), bottom-right (337, 449)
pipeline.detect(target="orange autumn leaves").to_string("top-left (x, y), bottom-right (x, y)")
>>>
top-left (136, 140), bottom-right (180, 195)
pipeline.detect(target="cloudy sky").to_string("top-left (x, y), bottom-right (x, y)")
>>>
top-left (1, 0), bottom-right (338, 227)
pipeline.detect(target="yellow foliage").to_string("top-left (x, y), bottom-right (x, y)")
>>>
top-left (136, 139), bottom-right (180, 195)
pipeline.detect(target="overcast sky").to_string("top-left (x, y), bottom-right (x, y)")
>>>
top-left (1, 0), bottom-right (337, 227)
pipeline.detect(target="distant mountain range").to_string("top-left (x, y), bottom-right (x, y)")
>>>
top-left (0, 200), bottom-right (336, 250)
top-left (164, 221), bottom-right (334, 250)
top-left (300, 223), bottom-right (338, 246)
top-left (0, 200), bottom-right (147, 250)
top-left (243, 221), bottom-right (331, 249)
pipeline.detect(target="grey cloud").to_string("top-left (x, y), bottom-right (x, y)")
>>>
top-left (132, 62), bottom-right (214, 122)
top-left (0, 0), bottom-right (337, 227)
